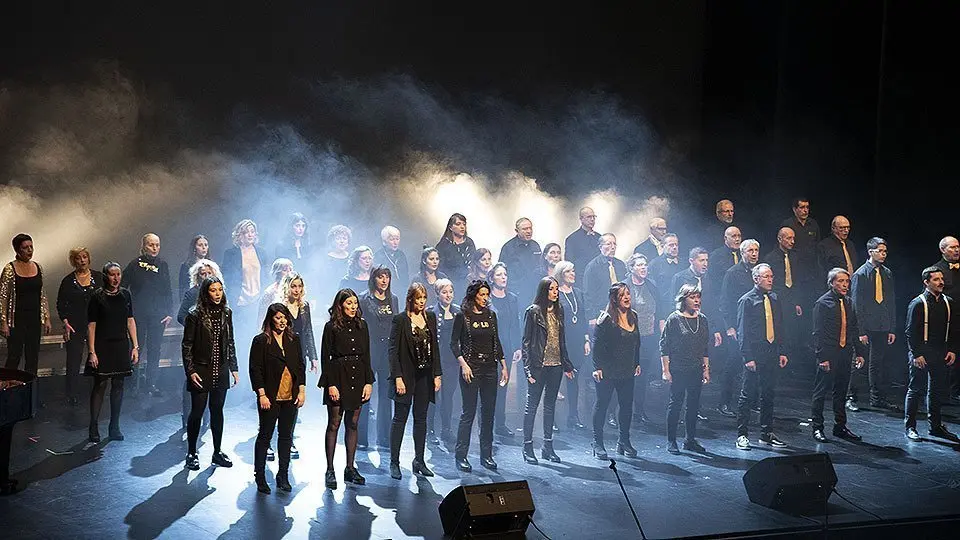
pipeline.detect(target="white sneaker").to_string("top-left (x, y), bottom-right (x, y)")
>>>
top-left (736, 435), bottom-right (751, 450)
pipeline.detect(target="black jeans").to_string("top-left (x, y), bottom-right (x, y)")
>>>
top-left (495, 363), bottom-right (522, 430)
top-left (136, 312), bottom-right (165, 388)
top-left (633, 335), bottom-right (657, 414)
top-left (848, 331), bottom-right (891, 403)
top-left (428, 360), bottom-right (461, 436)
top-left (456, 365), bottom-right (497, 459)
top-left (391, 369), bottom-right (432, 463)
top-left (5, 313), bottom-right (41, 374)
top-left (737, 359), bottom-right (779, 437)
top-left (811, 349), bottom-right (852, 431)
top-left (904, 351), bottom-right (948, 430)
top-left (666, 368), bottom-right (703, 443)
top-left (255, 400), bottom-right (297, 475)
top-left (0, 424), bottom-right (12, 483)
top-left (187, 387), bottom-right (227, 454)
top-left (64, 331), bottom-right (87, 399)
top-left (718, 336), bottom-right (741, 407)
top-left (375, 369), bottom-right (392, 447)
top-left (523, 365), bottom-right (563, 443)
top-left (593, 377), bottom-right (634, 444)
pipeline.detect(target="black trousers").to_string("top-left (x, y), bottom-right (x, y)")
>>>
top-left (255, 400), bottom-right (297, 475)
top-left (5, 314), bottom-right (41, 374)
top-left (633, 335), bottom-right (657, 414)
top-left (375, 369), bottom-right (392, 447)
top-left (136, 312), bottom-right (165, 388)
top-left (495, 363), bottom-right (522, 429)
top-left (737, 358), bottom-right (779, 437)
top-left (666, 368), bottom-right (703, 443)
top-left (848, 331), bottom-right (892, 403)
top-left (456, 366), bottom-right (497, 459)
top-left (391, 369), bottom-right (432, 463)
top-left (64, 332), bottom-right (87, 399)
top-left (718, 337), bottom-right (741, 407)
top-left (0, 424), bottom-right (11, 483)
top-left (905, 352), bottom-right (949, 430)
top-left (523, 365), bottom-right (563, 443)
top-left (187, 387), bottom-right (227, 454)
top-left (811, 349), bottom-right (853, 431)
top-left (593, 377), bottom-right (634, 444)
top-left (428, 360), bottom-right (461, 436)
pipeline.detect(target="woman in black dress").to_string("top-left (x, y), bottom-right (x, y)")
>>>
top-left (179, 235), bottom-right (210, 299)
top-left (182, 277), bottom-right (239, 470)
top-left (338, 246), bottom-right (374, 292)
top-left (250, 303), bottom-right (306, 494)
top-left (1, 234), bottom-right (52, 377)
top-left (452, 280), bottom-right (510, 472)
top-left (411, 247), bottom-right (447, 307)
top-left (275, 212), bottom-right (312, 268)
top-left (521, 277), bottom-right (575, 464)
top-left (660, 284), bottom-right (710, 455)
top-left (591, 282), bottom-right (642, 459)
top-left (57, 247), bottom-right (103, 406)
top-left (435, 213), bottom-right (475, 290)
top-left (359, 266), bottom-right (398, 450)
top-left (388, 283), bottom-right (442, 480)
top-left (552, 261), bottom-right (590, 429)
top-left (319, 289), bottom-right (374, 489)
top-left (427, 278), bottom-right (461, 445)
top-left (86, 262), bottom-right (139, 442)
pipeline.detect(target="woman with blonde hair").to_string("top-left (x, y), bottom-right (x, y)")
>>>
top-left (57, 247), bottom-right (103, 406)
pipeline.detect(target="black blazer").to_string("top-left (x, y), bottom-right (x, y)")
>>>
top-left (221, 245), bottom-right (268, 302)
top-left (521, 304), bottom-right (574, 379)
top-left (182, 306), bottom-right (239, 377)
top-left (388, 311), bottom-right (442, 404)
top-left (249, 332), bottom-right (306, 403)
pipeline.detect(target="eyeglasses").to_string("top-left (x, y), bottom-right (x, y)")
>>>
top-left (652, 226), bottom-right (667, 231)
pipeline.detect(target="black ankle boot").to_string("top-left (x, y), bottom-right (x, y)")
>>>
top-left (389, 462), bottom-right (402, 480)
top-left (88, 425), bottom-right (101, 443)
top-left (541, 440), bottom-right (561, 463)
top-left (255, 474), bottom-right (271, 494)
top-left (522, 442), bottom-right (539, 464)
top-left (617, 440), bottom-right (638, 458)
top-left (412, 458), bottom-right (434, 477)
top-left (593, 440), bottom-right (608, 460)
top-left (276, 471), bottom-right (292, 492)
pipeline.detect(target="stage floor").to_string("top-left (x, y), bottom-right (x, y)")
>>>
top-left (2, 372), bottom-right (960, 539)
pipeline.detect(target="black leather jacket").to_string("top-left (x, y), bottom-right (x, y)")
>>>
top-left (182, 306), bottom-right (238, 376)
top-left (521, 304), bottom-right (574, 379)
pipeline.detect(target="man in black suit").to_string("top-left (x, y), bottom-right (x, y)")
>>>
top-left (633, 217), bottom-right (668, 262)
top-left (817, 216), bottom-right (856, 280)
top-left (932, 236), bottom-right (960, 400)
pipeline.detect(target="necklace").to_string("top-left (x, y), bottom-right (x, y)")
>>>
top-left (561, 289), bottom-right (579, 324)
top-left (678, 311), bottom-right (700, 333)
top-left (384, 249), bottom-right (400, 277)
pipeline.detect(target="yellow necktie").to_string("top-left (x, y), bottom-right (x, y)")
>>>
top-left (841, 241), bottom-right (853, 273)
top-left (875, 268), bottom-right (883, 304)
top-left (608, 260), bottom-right (617, 284)
top-left (764, 294), bottom-right (774, 343)
top-left (839, 297), bottom-right (847, 347)
top-left (733, 251), bottom-right (739, 265)
top-left (784, 253), bottom-right (793, 288)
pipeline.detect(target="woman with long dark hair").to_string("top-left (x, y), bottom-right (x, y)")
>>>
top-left (359, 266), bottom-right (398, 450)
top-left (85, 262), bottom-right (138, 442)
top-left (57, 247), bottom-right (103, 406)
top-left (521, 277), bottom-right (575, 463)
top-left (435, 213), bottom-right (476, 289)
top-left (182, 276), bottom-right (239, 470)
top-left (388, 282), bottom-right (442, 479)
top-left (552, 261), bottom-right (590, 429)
top-left (591, 283), bottom-right (642, 459)
top-left (276, 212), bottom-right (311, 264)
top-left (411, 247), bottom-right (448, 307)
top-left (661, 284), bottom-right (710, 455)
top-left (2, 234), bottom-right (52, 379)
top-left (319, 289), bottom-right (374, 489)
top-left (452, 280), bottom-right (510, 472)
top-left (179, 235), bottom-right (210, 298)
top-left (250, 304), bottom-right (306, 494)
top-left (339, 246), bottom-right (374, 291)
top-left (427, 278), bottom-right (461, 445)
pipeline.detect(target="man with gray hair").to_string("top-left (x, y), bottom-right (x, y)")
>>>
top-left (811, 268), bottom-right (867, 442)
top-left (584, 233), bottom-right (627, 323)
top-left (373, 225), bottom-right (409, 291)
top-left (633, 217), bottom-right (668, 262)
top-left (716, 238), bottom-right (760, 417)
top-left (932, 236), bottom-right (960, 401)
top-left (735, 263), bottom-right (789, 450)
top-left (499, 217), bottom-right (542, 305)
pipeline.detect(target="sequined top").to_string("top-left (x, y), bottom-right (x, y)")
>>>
top-left (0, 262), bottom-right (50, 328)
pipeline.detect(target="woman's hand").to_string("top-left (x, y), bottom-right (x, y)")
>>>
top-left (231, 371), bottom-right (240, 387)
top-left (528, 376), bottom-right (536, 384)
top-left (88, 352), bottom-right (99, 369)
top-left (64, 320), bottom-right (75, 341)
top-left (43, 319), bottom-right (52, 335)
top-left (702, 367), bottom-right (711, 384)
top-left (564, 370), bottom-right (574, 380)
top-left (434, 376), bottom-right (442, 392)
top-left (634, 365), bottom-right (642, 377)
top-left (499, 366), bottom-right (510, 387)
top-left (295, 388), bottom-right (306, 408)
top-left (130, 348), bottom-right (139, 365)
top-left (328, 385), bottom-right (340, 402)
top-left (362, 384), bottom-right (373, 401)
top-left (662, 370), bottom-right (672, 383)
top-left (189, 372), bottom-right (203, 389)
top-left (310, 360), bottom-right (318, 373)
top-left (592, 369), bottom-right (603, 382)
top-left (258, 394), bottom-right (271, 410)
top-left (584, 341), bottom-right (591, 356)
top-left (460, 362), bottom-right (474, 383)
top-left (395, 378), bottom-right (407, 396)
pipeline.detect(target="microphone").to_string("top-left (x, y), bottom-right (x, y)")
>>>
top-left (608, 459), bottom-right (617, 470)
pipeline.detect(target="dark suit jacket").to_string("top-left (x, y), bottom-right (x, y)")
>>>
top-left (221, 245), bottom-right (268, 302)
top-left (388, 311), bottom-right (442, 404)
top-left (248, 332), bottom-right (306, 403)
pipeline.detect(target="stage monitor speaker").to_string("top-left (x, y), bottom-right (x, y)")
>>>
top-left (438, 480), bottom-right (535, 539)
top-left (743, 452), bottom-right (837, 511)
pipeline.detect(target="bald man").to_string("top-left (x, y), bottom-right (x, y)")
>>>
top-left (122, 233), bottom-right (174, 397)
top-left (633, 217), bottom-right (668, 262)
top-left (933, 236), bottom-right (960, 401)
top-left (564, 207), bottom-right (602, 274)
top-left (817, 216), bottom-right (857, 282)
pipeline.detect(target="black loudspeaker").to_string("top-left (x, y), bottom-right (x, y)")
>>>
top-left (742, 452), bottom-right (837, 510)
top-left (438, 481), bottom-right (535, 539)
